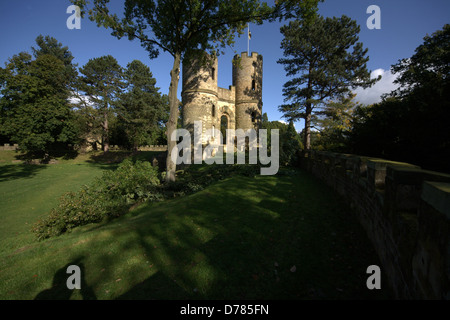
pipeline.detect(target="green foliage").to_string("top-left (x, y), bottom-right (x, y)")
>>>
top-left (162, 161), bottom-right (262, 199)
top-left (0, 43), bottom-right (78, 157)
top-left (75, 55), bottom-right (125, 152)
top-left (391, 24), bottom-right (450, 98)
top-left (278, 14), bottom-right (377, 149)
top-left (312, 93), bottom-right (359, 152)
top-left (114, 60), bottom-right (169, 149)
top-left (32, 34), bottom-right (78, 86)
top-left (32, 159), bottom-right (160, 240)
top-left (261, 114), bottom-right (302, 166)
top-left (348, 24), bottom-right (450, 173)
top-left (280, 121), bottom-right (302, 166)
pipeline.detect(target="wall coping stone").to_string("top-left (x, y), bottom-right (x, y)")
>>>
top-left (387, 166), bottom-right (450, 185)
top-left (422, 181), bottom-right (450, 219)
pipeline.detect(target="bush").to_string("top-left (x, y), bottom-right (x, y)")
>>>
top-left (32, 159), bottom-right (160, 240)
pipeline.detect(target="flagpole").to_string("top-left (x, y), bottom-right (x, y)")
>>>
top-left (247, 23), bottom-right (250, 56)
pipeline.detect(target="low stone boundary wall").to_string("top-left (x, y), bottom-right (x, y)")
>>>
top-left (0, 143), bottom-right (19, 151)
top-left (301, 150), bottom-right (450, 299)
top-left (138, 145), bottom-right (168, 152)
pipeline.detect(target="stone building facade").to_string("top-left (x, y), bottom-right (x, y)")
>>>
top-left (181, 51), bottom-right (263, 144)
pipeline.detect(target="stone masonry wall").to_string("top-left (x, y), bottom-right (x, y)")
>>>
top-left (301, 150), bottom-right (450, 299)
top-left (0, 144), bottom-right (19, 151)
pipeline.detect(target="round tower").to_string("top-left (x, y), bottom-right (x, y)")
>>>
top-left (182, 52), bottom-right (219, 141)
top-left (232, 51), bottom-right (263, 131)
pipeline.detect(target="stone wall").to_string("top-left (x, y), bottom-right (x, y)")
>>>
top-left (301, 150), bottom-right (450, 299)
top-left (0, 143), bottom-right (19, 151)
top-left (138, 145), bottom-right (168, 152)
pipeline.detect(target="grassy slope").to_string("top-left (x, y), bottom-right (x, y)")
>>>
top-left (0, 162), bottom-right (392, 300)
top-left (0, 161), bottom-right (116, 254)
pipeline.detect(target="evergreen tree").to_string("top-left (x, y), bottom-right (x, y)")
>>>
top-left (32, 34), bottom-right (78, 86)
top-left (117, 60), bottom-right (169, 150)
top-left (278, 15), bottom-right (378, 151)
top-left (313, 93), bottom-right (359, 151)
top-left (77, 55), bottom-right (125, 152)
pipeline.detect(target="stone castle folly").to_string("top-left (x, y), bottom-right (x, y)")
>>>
top-left (181, 51), bottom-right (263, 144)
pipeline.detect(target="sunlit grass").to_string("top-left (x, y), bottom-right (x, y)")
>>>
top-left (0, 158), bottom-right (393, 299)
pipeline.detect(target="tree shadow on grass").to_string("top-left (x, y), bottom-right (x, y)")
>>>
top-left (49, 169), bottom-right (393, 300)
top-left (106, 172), bottom-right (393, 300)
top-left (34, 257), bottom-right (97, 300)
top-left (0, 164), bottom-right (47, 182)
top-left (86, 151), bottom-right (133, 164)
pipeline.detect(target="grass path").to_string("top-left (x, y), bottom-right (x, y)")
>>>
top-left (0, 165), bottom-right (393, 299)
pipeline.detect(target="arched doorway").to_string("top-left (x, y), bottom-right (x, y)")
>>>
top-left (220, 115), bottom-right (228, 145)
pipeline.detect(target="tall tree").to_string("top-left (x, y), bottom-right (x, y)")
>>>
top-left (0, 52), bottom-right (76, 157)
top-left (77, 55), bottom-right (125, 152)
top-left (118, 60), bottom-right (169, 150)
top-left (277, 15), bottom-right (378, 150)
top-left (32, 34), bottom-right (78, 84)
top-left (390, 24), bottom-right (450, 98)
top-left (71, 0), bottom-right (321, 182)
top-left (313, 92), bottom-right (358, 151)
top-left (349, 24), bottom-right (450, 172)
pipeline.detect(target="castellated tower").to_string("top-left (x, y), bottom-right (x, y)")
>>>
top-left (181, 51), bottom-right (262, 145)
top-left (233, 52), bottom-right (263, 131)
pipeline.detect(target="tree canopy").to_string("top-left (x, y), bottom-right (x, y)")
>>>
top-left (117, 60), bottom-right (169, 150)
top-left (0, 36), bottom-right (78, 157)
top-left (348, 24), bottom-right (450, 172)
top-left (76, 55), bottom-right (125, 152)
top-left (278, 14), bottom-right (377, 150)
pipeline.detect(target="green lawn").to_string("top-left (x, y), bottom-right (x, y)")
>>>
top-left (0, 160), bottom-right (116, 254)
top-left (0, 153), bottom-right (393, 300)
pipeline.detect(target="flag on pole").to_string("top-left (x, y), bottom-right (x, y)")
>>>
top-left (247, 23), bottom-right (251, 55)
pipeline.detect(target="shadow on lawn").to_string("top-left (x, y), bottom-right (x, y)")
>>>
top-left (42, 170), bottom-right (392, 300)
top-left (34, 257), bottom-right (97, 300)
top-left (0, 164), bottom-right (47, 182)
top-left (108, 172), bottom-right (393, 300)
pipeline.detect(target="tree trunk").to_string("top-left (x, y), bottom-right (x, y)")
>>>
top-left (103, 109), bottom-right (109, 152)
top-left (165, 53), bottom-right (181, 183)
top-left (304, 103), bottom-right (312, 151)
top-left (304, 75), bottom-right (313, 151)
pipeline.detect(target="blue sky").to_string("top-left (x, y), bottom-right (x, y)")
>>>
top-left (0, 0), bottom-right (449, 132)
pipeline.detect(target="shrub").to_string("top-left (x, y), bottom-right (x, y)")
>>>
top-left (32, 159), bottom-right (160, 240)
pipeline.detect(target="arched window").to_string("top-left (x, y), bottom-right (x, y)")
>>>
top-left (212, 67), bottom-right (215, 80)
top-left (251, 79), bottom-right (256, 91)
top-left (212, 104), bottom-right (216, 117)
top-left (251, 111), bottom-right (256, 123)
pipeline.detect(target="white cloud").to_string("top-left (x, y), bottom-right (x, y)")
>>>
top-left (354, 68), bottom-right (400, 105)
top-left (69, 91), bottom-right (96, 108)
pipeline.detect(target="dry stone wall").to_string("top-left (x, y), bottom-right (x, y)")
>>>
top-left (301, 150), bottom-right (450, 299)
